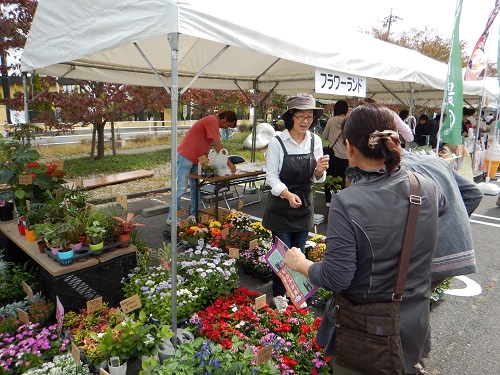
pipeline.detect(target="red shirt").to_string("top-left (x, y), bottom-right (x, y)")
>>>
top-left (178, 115), bottom-right (220, 164)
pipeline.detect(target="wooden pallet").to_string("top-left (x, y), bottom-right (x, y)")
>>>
top-left (65, 169), bottom-right (154, 190)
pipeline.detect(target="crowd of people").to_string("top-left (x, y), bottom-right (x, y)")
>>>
top-left (168, 93), bottom-right (483, 375)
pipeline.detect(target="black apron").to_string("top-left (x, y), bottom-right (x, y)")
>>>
top-left (262, 135), bottom-right (316, 232)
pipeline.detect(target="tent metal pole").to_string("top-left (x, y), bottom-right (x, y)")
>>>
top-left (23, 73), bottom-right (29, 123)
top-left (134, 43), bottom-right (171, 95)
top-left (251, 81), bottom-right (259, 162)
top-left (168, 32), bottom-right (179, 342)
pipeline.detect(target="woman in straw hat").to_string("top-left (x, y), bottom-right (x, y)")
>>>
top-left (262, 93), bottom-right (329, 309)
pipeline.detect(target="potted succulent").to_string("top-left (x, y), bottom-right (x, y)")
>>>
top-left (112, 212), bottom-right (145, 247)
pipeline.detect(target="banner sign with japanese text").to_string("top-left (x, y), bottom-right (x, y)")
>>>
top-left (315, 68), bottom-right (366, 97)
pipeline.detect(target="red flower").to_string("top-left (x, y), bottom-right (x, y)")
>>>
top-left (26, 161), bottom-right (40, 168)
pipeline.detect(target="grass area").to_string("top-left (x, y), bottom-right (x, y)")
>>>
top-left (36, 132), bottom-right (266, 178)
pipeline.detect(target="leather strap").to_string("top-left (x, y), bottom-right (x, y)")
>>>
top-left (392, 171), bottom-right (421, 301)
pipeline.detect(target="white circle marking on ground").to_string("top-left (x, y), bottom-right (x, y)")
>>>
top-left (444, 275), bottom-right (482, 297)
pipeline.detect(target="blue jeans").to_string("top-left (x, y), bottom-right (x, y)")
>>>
top-left (168, 153), bottom-right (198, 220)
top-left (271, 230), bottom-right (309, 297)
top-left (220, 127), bottom-right (230, 140)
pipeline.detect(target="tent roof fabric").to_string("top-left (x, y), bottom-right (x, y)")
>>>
top-left (21, 0), bottom-right (497, 105)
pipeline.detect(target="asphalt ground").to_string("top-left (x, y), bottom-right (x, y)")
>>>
top-left (110, 176), bottom-right (500, 375)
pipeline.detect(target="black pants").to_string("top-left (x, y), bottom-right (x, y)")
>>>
top-left (325, 155), bottom-right (349, 203)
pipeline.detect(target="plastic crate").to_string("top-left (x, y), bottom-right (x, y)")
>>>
top-left (40, 252), bottom-right (136, 312)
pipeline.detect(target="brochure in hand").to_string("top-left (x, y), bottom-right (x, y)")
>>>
top-left (264, 236), bottom-right (318, 308)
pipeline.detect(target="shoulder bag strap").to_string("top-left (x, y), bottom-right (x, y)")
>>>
top-left (393, 171), bottom-right (421, 301)
top-left (330, 132), bottom-right (342, 148)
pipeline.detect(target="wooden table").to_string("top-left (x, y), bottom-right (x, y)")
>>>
top-left (188, 164), bottom-right (266, 221)
top-left (0, 220), bottom-right (137, 311)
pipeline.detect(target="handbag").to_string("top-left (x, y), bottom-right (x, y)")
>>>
top-left (333, 171), bottom-right (420, 375)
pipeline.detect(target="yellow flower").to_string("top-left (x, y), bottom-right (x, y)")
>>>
top-left (209, 220), bottom-right (222, 228)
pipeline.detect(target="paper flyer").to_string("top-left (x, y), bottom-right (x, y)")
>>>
top-left (264, 236), bottom-right (318, 308)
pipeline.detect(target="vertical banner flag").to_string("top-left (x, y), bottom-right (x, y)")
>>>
top-left (441, 0), bottom-right (464, 146)
top-left (464, 0), bottom-right (500, 80)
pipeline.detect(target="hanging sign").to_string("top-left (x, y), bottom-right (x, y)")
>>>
top-left (315, 68), bottom-right (366, 97)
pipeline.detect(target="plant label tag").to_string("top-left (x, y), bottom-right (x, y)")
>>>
top-left (116, 195), bottom-right (128, 210)
top-left (221, 227), bottom-right (230, 237)
top-left (120, 294), bottom-right (142, 314)
top-left (71, 341), bottom-right (80, 363)
top-left (160, 258), bottom-right (171, 271)
top-left (99, 368), bottom-right (111, 375)
top-left (179, 220), bottom-right (189, 228)
top-left (177, 209), bottom-right (186, 217)
top-left (53, 159), bottom-right (64, 170)
top-left (17, 308), bottom-right (29, 325)
top-left (86, 297), bottom-right (103, 314)
top-left (74, 179), bottom-right (84, 189)
top-left (249, 239), bottom-right (258, 249)
top-left (19, 175), bottom-right (33, 185)
top-left (198, 155), bottom-right (209, 165)
top-left (229, 247), bottom-right (239, 259)
top-left (25, 200), bottom-right (31, 211)
top-left (254, 294), bottom-right (266, 311)
top-left (21, 281), bottom-right (35, 302)
top-left (256, 344), bottom-right (273, 365)
top-left (238, 200), bottom-right (244, 209)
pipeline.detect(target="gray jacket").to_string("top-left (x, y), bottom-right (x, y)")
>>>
top-left (309, 166), bottom-right (447, 370)
top-left (401, 150), bottom-right (483, 280)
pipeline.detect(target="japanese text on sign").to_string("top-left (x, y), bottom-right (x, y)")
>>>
top-left (315, 68), bottom-right (366, 97)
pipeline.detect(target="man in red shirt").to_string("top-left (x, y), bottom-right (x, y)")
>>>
top-left (167, 111), bottom-right (238, 223)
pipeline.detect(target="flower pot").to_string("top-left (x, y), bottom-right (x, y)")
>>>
top-left (25, 229), bottom-right (37, 242)
top-left (79, 235), bottom-right (89, 247)
top-left (17, 224), bottom-right (26, 236)
top-left (71, 241), bottom-right (83, 251)
top-left (51, 247), bottom-right (62, 256)
top-left (89, 241), bottom-right (104, 254)
top-left (0, 202), bottom-right (14, 221)
top-left (108, 360), bottom-right (127, 375)
top-left (37, 240), bottom-right (47, 253)
top-left (118, 233), bottom-right (131, 247)
top-left (57, 248), bottom-right (74, 265)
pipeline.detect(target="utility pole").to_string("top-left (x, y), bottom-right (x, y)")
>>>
top-left (382, 8), bottom-right (403, 40)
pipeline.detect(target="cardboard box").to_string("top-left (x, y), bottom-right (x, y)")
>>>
top-left (198, 206), bottom-right (231, 223)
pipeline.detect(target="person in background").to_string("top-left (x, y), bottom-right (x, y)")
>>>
top-left (401, 149), bottom-right (483, 289)
top-left (166, 111), bottom-right (237, 225)
top-left (283, 103), bottom-right (447, 375)
top-left (414, 113), bottom-right (429, 146)
top-left (426, 113), bottom-right (446, 149)
top-left (322, 100), bottom-right (349, 207)
top-left (262, 93), bottom-right (328, 309)
top-left (462, 107), bottom-right (474, 136)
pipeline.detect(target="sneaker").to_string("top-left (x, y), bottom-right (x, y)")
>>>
top-left (273, 295), bottom-right (289, 311)
top-left (325, 202), bottom-right (330, 207)
top-left (166, 219), bottom-right (172, 225)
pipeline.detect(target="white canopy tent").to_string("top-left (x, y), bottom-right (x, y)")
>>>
top-left (21, 0), bottom-right (498, 329)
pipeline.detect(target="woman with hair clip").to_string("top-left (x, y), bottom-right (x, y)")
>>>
top-left (284, 103), bottom-right (447, 375)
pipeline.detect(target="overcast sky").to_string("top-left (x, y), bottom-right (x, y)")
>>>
top-left (336, 0), bottom-right (499, 62)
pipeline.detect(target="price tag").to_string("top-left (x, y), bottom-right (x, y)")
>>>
top-left (249, 239), bottom-right (258, 249)
top-left (74, 179), bottom-right (84, 189)
top-left (179, 220), bottom-right (189, 229)
top-left (52, 159), bottom-right (64, 170)
top-left (256, 344), bottom-right (273, 365)
top-left (21, 281), bottom-right (35, 303)
top-left (99, 368), bottom-right (111, 375)
top-left (160, 258), bottom-right (171, 271)
top-left (177, 209), bottom-right (186, 217)
top-left (221, 227), bottom-right (230, 237)
top-left (17, 308), bottom-right (29, 325)
top-left (228, 247), bottom-right (239, 259)
top-left (198, 155), bottom-right (209, 165)
top-left (71, 341), bottom-right (81, 363)
top-left (238, 200), bottom-right (244, 209)
top-left (116, 195), bottom-right (128, 210)
top-left (120, 294), bottom-right (142, 314)
top-left (86, 297), bottom-right (103, 314)
top-left (19, 175), bottom-right (33, 185)
top-left (254, 294), bottom-right (266, 311)
top-left (25, 200), bottom-right (31, 211)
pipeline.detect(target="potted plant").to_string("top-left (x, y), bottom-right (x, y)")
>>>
top-left (85, 220), bottom-right (106, 251)
top-left (32, 221), bottom-right (72, 255)
top-left (112, 212), bottom-right (145, 247)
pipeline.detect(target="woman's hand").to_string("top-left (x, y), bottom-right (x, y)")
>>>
top-left (315, 155), bottom-right (329, 176)
top-left (281, 189), bottom-right (302, 208)
top-left (284, 246), bottom-right (307, 273)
